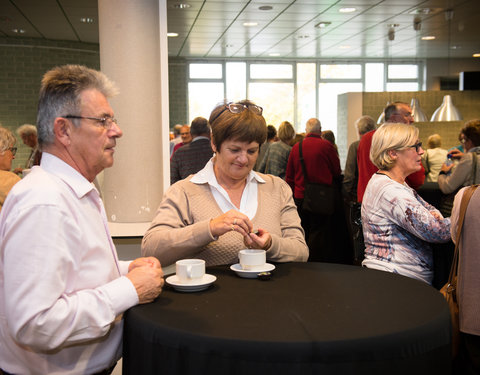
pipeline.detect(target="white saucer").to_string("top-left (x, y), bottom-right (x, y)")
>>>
top-left (166, 274), bottom-right (216, 292)
top-left (230, 263), bottom-right (275, 278)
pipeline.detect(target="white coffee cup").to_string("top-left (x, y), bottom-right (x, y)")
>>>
top-left (238, 249), bottom-right (266, 271)
top-left (176, 259), bottom-right (205, 283)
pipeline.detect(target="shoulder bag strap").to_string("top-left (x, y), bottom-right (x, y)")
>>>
top-left (471, 151), bottom-right (478, 184)
top-left (298, 140), bottom-right (310, 184)
top-left (448, 184), bottom-right (479, 286)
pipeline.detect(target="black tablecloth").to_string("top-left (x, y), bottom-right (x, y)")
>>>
top-left (123, 262), bottom-right (451, 375)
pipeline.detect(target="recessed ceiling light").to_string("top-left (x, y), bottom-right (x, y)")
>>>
top-left (269, 53), bottom-right (280, 56)
top-left (451, 45), bottom-right (461, 50)
top-left (315, 21), bottom-right (331, 28)
top-left (473, 53), bottom-right (480, 58)
top-left (172, 3), bottom-right (191, 9)
top-left (339, 7), bottom-right (356, 13)
top-left (167, 32), bottom-right (179, 37)
top-left (259, 5), bottom-right (273, 11)
top-left (80, 17), bottom-right (95, 23)
top-left (421, 36), bottom-right (435, 40)
top-left (339, 45), bottom-right (351, 49)
top-left (12, 28), bottom-right (25, 34)
top-left (243, 22), bottom-right (258, 27)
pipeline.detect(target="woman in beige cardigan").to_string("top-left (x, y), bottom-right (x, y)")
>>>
top-left (142, 100), bottom-right (308, 267)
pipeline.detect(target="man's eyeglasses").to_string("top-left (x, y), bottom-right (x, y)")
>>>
top-left (210, 102), bottom-right (263, 124)
top-left (407, 142), bottom-right (423, 152)
top-left (7, 146), bottom-right (17, 156)
top-left (65, 115), bottom-right (118, 129)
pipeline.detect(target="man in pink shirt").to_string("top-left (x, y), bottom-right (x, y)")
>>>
top-left (0, 65), bottom-right (164, 375)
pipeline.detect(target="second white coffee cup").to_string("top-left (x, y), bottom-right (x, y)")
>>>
top-left (176, 259), bottom-right (205, 283)
top-left (238, 249), bottom-right (266, 271)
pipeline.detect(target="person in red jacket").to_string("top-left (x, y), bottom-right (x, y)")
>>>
top-left (286, 118), bottom-right (347, 263)
top-left (356, 102), bottom-right (425, 203)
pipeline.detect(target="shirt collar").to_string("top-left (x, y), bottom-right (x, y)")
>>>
top-left (40, 152), bottom-right (98, 199)
top-left (192, 136), bottom-right (210, 143)
top-left (191, 158), bottom-right (265, 185)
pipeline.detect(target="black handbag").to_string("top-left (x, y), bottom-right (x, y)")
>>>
top-left (299, 140), bottom-right (335, 215)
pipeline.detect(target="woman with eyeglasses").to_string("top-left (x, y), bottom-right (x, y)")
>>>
top-left (0, 126), bottom-right (21, 211)
top-left (361, 123), bottom-right (451, 284)
top-left (142, 100), bottom-right (308, 267)
top-left (438, 119), bottom-right (480, 217)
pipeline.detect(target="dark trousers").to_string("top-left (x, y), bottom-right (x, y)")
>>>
top-left (295, 197), bottom-right (352, 264)
top-left (455, 332), bottom-right (480, 375)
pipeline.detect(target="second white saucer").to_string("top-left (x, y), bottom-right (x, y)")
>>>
top-left (230, 263), bottom-right (275, 278)
top-left (166, 274), bottom-right (216, 292)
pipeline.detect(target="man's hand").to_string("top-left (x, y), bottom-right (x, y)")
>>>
top-left (126, 263), bottom-right (164, 304)
top-left (128, 256), bottom-right (160, 272)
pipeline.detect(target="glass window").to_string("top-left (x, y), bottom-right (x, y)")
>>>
top-left (248, 83), bottom-right (294, 128)
top-left (297, 63), bottom-right (316, 132)
top-left (190, 64), bottom-right (222, 79)
top-left (250, 64), bottom-right (293, 79)
top-left (388, 65), bottom-right (418, 79)
top-left (226, 62), bottom-right (246, 101)
top-left (386, 82), bottom-right (419, 91)
top-left (188, 82), bottom-right (224, 123)
top-left (365, 63), bottom-right (384, 92)
top-left (320, 64), bottom-right (361, 79)
top-left (318, 82), bottom-right (363, 133)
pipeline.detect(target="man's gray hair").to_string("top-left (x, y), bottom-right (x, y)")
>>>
top-left (355, 115), bottom-right (376, 136)
top-left (37, 65), bottom-right (118, 147)
top-left (190, 117), bottom-right (210, 137)
top-left (306, 118), bottom-right (321, 134)
top-left (16, 124), bottom-right (37, 137)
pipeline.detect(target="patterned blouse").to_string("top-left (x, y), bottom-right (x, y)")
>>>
top-left (362, 173), bottom-right (451, 284)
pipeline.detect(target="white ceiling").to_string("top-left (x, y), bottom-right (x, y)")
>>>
top-left (1, 0), bottom-right (480, 60)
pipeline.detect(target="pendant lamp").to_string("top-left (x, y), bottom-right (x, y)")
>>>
top-left (430, 95), bottom-right (463, 121)
top-left (410, 98), bottom-right (428, 122)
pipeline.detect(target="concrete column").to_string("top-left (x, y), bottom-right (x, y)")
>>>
top-left (98, 0), bottom-right (170, 231)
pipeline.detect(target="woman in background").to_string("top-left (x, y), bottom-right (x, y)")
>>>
top-left (362, 123), bottom-right (451, 284)
top-left (142, 100), bottom-right (308, 267)
top-left (450, 186), bottom-right (480, 374)
top-left (257, 121), bottom-right (295, 179)
top-left (0, 126), bottom-right (21, 211)
top-left (421, 133), bottom-right (448, 183)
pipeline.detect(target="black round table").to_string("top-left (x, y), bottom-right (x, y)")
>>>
top-left (123, 262), bottom-right (451, 375)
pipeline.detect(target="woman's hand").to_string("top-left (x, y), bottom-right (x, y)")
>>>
top-left (209, 209), bottom-right (253, 238)
top-left (448, 149), bottom-right (463, 159)
top-left (243, 228), bottom-right (272, 250)
top-left (440, 162), bottom-right (454, 174)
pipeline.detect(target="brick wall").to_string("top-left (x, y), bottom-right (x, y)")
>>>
top-left (1, 38), bottom-right (189, 170)
top-left (0, 37), bottom-right (100, 170)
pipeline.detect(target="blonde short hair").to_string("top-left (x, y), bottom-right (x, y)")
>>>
top-left (370, 123), bottom-right (419, 170)
top-left (277, 121), bottom-right (295, 143)
top-left (0, 126), bottom-right (16, 153)
top-left (427, 134), bottom-right (442, 149)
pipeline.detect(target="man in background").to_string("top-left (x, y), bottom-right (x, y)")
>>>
top-left (170, 116), bottom-right (212, 184)
top-left (172, 124), bottom-right (193, 155)
top-left (286, 118), bottom-right (342, 262)
top-left (0, 64), bottom-right (164, 374)
top-left (169, 123), bottom-right (183, 156)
